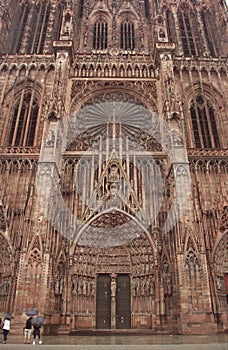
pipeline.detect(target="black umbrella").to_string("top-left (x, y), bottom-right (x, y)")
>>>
top-left (31, 316), bottom-right (44, 327)
top-left (3, 313), bottom-right (14, 320)
top-left (25, 309), bottom-right (38, 316)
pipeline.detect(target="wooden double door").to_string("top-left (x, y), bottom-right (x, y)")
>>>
top-left (96, 274), bottom-right (131, 329)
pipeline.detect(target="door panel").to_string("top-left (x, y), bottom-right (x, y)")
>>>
top-left (96, 274), bottom-right (111, 329)
top-left (116, 274), bottom-right (131, 329)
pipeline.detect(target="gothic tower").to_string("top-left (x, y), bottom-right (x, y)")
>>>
top-left (0, 0), bottom-right (227, 334)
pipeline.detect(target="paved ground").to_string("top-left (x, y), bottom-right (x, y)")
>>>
top-left (0, 334), bottom-right (227, 350)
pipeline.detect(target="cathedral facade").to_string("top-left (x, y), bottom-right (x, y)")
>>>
top-left (0, 0), bottom-right (227, 335)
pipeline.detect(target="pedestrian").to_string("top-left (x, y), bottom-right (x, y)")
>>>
top-left (2, 317), bottom-right (10, 344)
top-left (24, 316), bottom-right (33, 344)
top-left (32, 324), bottom-right (42, 345)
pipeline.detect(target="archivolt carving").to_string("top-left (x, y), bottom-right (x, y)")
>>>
top-left (97, 246), bottom-right (131, 274)
top-left (3, 79), bottom-right (43, 104)
top-left (214, 233), bottom-right (228, 275)
top-left (220, 206), bottom-right (228, 232)
top-left (67, 123), bottom-right (162, 153)
top-left (70, 81), bottom-right (158, 113)
top-left (213, 232), bottom-right (228, 312)
top-left (90, 211), bottom-right (131, 228)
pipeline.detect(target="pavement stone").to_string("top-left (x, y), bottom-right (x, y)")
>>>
top-left (2, 345), bottom-right (228, 350)
top-left (0, 334), bottom-right (227, 350)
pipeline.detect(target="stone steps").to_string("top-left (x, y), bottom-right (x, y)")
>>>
top-left (69, 328), bottom-right (169, 336)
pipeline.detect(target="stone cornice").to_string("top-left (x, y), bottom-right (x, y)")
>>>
top-left (187, 148), bottom-right (228, 159)
top-left (0, 54), bottom-right (55, 67)
top-left (173, 56), bottom-right (228, 71)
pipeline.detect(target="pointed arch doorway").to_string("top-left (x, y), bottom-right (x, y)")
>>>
top-left (71, 231), bottom-right (156, 330)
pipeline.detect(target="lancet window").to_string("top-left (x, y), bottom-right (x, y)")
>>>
top-left (190, 95), bottom-right (220, 149)
top-left (32, 4), bottom-right (51, 54)
top-left (201, 9), bottom-right (218, 57)
top-left (144, 0), bottom-right (150, 19)
top-left (165, 9), bottom-right (176, 43)
top-left (11, 4), bottom-right (29, 53)
top-left (120, 20), bottom-right (135, 50)
top-left (8, 93), bottom-right (39, 147)
top-left (177, 4), bottom-right (202, 56)
top-left (78, 0), bottom-right (84, 19)
top-left (11, 3), bottom-right (51, 54)
top-left (93, 19), bottom-right (108, 50)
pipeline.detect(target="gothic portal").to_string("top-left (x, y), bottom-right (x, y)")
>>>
top-left (0, 0), bottom-right (227, 335)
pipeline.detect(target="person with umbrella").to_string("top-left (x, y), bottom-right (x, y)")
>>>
top-left (24, 316), bottom-right (33, 344)
top-left (2, 314), bottom-right (12, 344)
top-left (24, 310), bottom-right (38, 344)
top-left (32, 316), bottom-right (44, 345)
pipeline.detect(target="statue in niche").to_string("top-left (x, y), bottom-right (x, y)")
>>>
top-left (0, 281), bottom-right (9, 296)
top-left (136, 277), bottom-right (140, 296)
top-left (59, 276), bottom-right (63, 294)
top-left (109, 183), bottom-right (118, 199)
top-left (45, 130), bottom-right (55, 147)
top-left (166, 76), bottom-right (174, 99)
top-left (159, 29), bottom-right (166, 40)
top-left (132, 279), bottom-right (137, 297)
top-left (145, 278), bottom-right (150, 296)
top-left (149, 277), bottom-right (155, 296)
top-left (78, 279), bottom-right (83, 295)
top-left (72, 275), bottom-right (78, 295)
top-left (84, 24), bottom-right (88, 46)
top-left (62, 13), bottom-right (71, 36)
top-left (90, 280), bottom-right (95, 295)
top-left (54, 275), bottom-right (63, 295)
top-left (191, 290), bottom-right (199, 310)
top-left (82, 277), bottom-right (87, 295)
top-left (109, 164), bottom-right (120, 182)
top-left (172, 129), bottom-right (183, 146)
top-left (216, 277), bottom-right (222, 290)
top-left (111, 279), bottom-right (116, 296)
top-left (141, 277), bottom-right (145, 296)
top-left (63, 25), bottom-right (70, 36)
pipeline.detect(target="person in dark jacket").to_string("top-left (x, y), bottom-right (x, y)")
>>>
top-left (32, 324), bottom-right (42, 345)
top-left (24, 317), bottom-right (33, 344)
